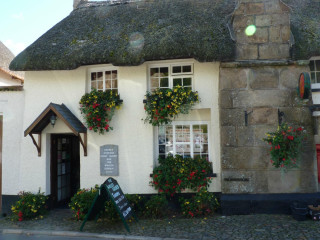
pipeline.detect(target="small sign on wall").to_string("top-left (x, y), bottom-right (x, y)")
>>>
top-left (100, 145), bottom-right (119, 176)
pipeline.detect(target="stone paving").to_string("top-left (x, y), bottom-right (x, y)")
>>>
top-left (1, 209), bottom-right (320, 239)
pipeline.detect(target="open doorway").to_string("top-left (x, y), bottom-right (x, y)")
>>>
top-left (51, 134), bottom-right (80, 207)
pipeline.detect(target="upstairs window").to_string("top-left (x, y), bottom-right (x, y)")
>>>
top-left (309, 59), bottom-right (320, 83)
top-left (149, 63), bottom-right (193, 91)
top-left (90, 69), bottom-right (118, 93)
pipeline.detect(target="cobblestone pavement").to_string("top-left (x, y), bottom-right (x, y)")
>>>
top-left (1, 209), bottom-right (320, 240)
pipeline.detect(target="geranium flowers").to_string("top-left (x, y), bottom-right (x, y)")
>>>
top-left (263, 123), bottom-right (306, 171)
top-left (79, 89), bottom-right (122, 134)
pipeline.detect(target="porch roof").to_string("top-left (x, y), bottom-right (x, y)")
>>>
top-left (24, 103), bottom-right (87, 137)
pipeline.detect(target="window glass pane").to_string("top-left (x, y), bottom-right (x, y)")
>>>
top-left (182, 65), bottom-right (192, 73)
top-left (160, 78), bottom-right (169, 88)
top-left (316, 60), bottom-right (320, 72)
top-left (97, 72), bottom-right (103, 80)
top-left (311, 73), bottom-right (316, 83)
top-left (200, 124), bottom-right (208, 133)
top-left (91, 81), bottom-right (96, 89)
top-left (166, 126), bottom-right (173, 135)
top-left (91, 72), bottom-right (97, 80)
top-left (172, 66), bottom-right (181, 74)
top-left (106, 80), bottom-right (111, 89)
top-left (112, 70), bottom-right (117, 79)
top-left (166, 145), bottom-right (173, 155)
top-left (173, 78), bottom-right (182, 86)
top-left (105, 71), bottom-right (111, 80)
top-left (310, 60), bottom-right (315, 71)
top-left (151, 78), bottom-right (159, 88)
top-left (150, 68), bottom-right (159, 77)
top-left (183, 78), bottom-right (192, 86)
top-left (159, 145), bottom-right (166, 154)
top-left (112, 80), bottom-right (118, 89)
top-left (160, 67), bottom-right (169, 77)
top-left (175, 125), bottom-right (190, 142)
top-left (317, 73), bottom-right (320, 83)
top-left (97, 81), bottom-right (103, 90)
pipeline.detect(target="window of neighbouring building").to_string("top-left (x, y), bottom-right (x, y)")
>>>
top-left (157, 121), bottom-right (209, 161)
top-left (309, 59), bottom-right (320, 83)
top-left (89, 68), bottom-right (118, 93)
top-left (149, 63), bottom-right (193, 91)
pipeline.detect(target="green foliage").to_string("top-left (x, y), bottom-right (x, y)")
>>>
top-left (11, 190), bottom-right (48, 221)
top-left (69, 187), bottom-right (99, 220)
top-left (79, 89), bottom-right (122, 134)
top-left (263, 123), bottom-right (306, 171)
top-left (179, 188), bottom-right (219, 218)
top-left (144, 194), bottom-right (168, 218)
top-left (144, 86), bottom-right (199, 126)
top-left (151, 154), bottom-right (213, 196)
top-left (125, 194), bottom-right (146, 215)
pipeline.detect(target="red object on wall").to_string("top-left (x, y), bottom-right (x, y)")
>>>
top-left (316, 145), bottom-right (320, 183)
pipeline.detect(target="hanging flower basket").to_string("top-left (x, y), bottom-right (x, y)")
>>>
top-left (143, 86), bottom-right (199, 126)
top-left (79, 89), bottom-right (122, 134)
top-left (263, 123), bottom-right (306, 171)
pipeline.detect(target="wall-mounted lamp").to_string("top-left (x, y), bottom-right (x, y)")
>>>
top-left (50, 114), bottom-right (57, 127)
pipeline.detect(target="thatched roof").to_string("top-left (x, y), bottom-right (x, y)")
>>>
top-left (282, 0), bottom-right (320, 60)
top-left (10, 0), bottom-right (236, 71)
top-left (0, 41), bottom-right (24, 81)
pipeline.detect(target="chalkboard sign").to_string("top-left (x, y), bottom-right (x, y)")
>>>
top-left (104, 178), bottom-right (133, 220)
top-left (100, 145), bottom-right (119, 176)
top-left (80, 177), bottom-right (137, 233)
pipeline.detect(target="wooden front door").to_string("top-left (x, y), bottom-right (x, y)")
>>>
top-left (0, 116), bottom-right (2, 211)
top-left (51, 134), bottom-right (80, 206)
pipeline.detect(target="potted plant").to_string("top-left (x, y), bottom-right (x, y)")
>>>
top-left (143, 86), bottom-right (199, 126)
top-left (263, 123), bottom-right (306, 171)
top-left (79, 89), bottom-right (122, 134)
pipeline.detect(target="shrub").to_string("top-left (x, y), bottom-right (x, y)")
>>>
top-left (144, 194), bottom-right (168, 218)
top-left (79, 89), bottom-right (122, 134)
top-left (69, 187), bottom-right (99, 220)
top-left (11, 190), bottom-right (48, 221)
top-left (143, 86), bottom-right (199, 126)
top-left (179, 188), bottom-right (219, 218)
top-left (151, 154), bottom-right (213, 196)
top-left (263, 123), bottom-right (306, 171)
top-left (125, 194), bottom-right (146, 216)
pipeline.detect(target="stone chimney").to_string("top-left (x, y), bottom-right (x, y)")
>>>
top-left (232, 0), bottom-right (291, 61)
top-left (73, 0), bottom-right (88, 9)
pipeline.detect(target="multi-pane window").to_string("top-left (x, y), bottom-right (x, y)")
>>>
top-left (90, 70), bottom-right (118, 92)
top-left (149, 64), bottom-right (193, 90)
top-left (309, 59), bottom-right (320, 83)
top-left (158, 122), bottom-right (209, 161)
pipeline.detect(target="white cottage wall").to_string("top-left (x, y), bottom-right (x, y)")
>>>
top-left (19, 59), bottom-right (221, 195)
top-left (0, 91), bottom-right (24, 195)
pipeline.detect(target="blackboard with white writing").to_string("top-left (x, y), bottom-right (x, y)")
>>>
top-left (100, 145), bottom-right (119, 176)
top-left (104, 177), bottom-right (133, 220)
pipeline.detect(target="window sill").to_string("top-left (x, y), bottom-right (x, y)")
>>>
top-left (150, 172), bottom-right (217, 178)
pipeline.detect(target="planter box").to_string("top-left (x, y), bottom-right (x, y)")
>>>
top-left (291, 202), bottom-right (308, 221)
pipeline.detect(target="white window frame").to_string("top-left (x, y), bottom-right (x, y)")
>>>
top-left (87, 66), bottom-right (119, 92)
top-left (309, 57), bottom-right (320, 84)
top-left (156, 121), bottom-right (211, 162)
top-left (148, 63), bottom-right (194, 91)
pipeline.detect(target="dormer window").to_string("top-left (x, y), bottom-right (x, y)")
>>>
top-left (89, 68), bottom-right (118, 93)
top-left (149, 63), bottom-right (193, 91)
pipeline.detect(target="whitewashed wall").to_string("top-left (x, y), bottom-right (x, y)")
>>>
top-left (19, 59), bottom-right (221, 195)
top-left (0, 91), bottom-right (24, 195)
top-left (0, 71), bottom-right (22, 86)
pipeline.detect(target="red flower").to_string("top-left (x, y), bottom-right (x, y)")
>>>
top-left (287, 136), bottom-right (294, 140)
top-left (202, 169), bottom-right (206, 173)
top-left (297, 127), bottom-right (303, 131)
top-left (89, 127), bottom-right (93, 130)
top-left (104, 125), bottom-right (109, 130)
top-left (188, 211), bottom-right (194, 217)
top-left (190, 172), bottom-right (196, 177)
top-left (177, 179), bottom-right (182, 185)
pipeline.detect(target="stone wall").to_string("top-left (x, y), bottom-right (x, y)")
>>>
top-left (219, 61), bottom-right (318, 194)
top-left (233, 0), bottom-right (291, 60)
